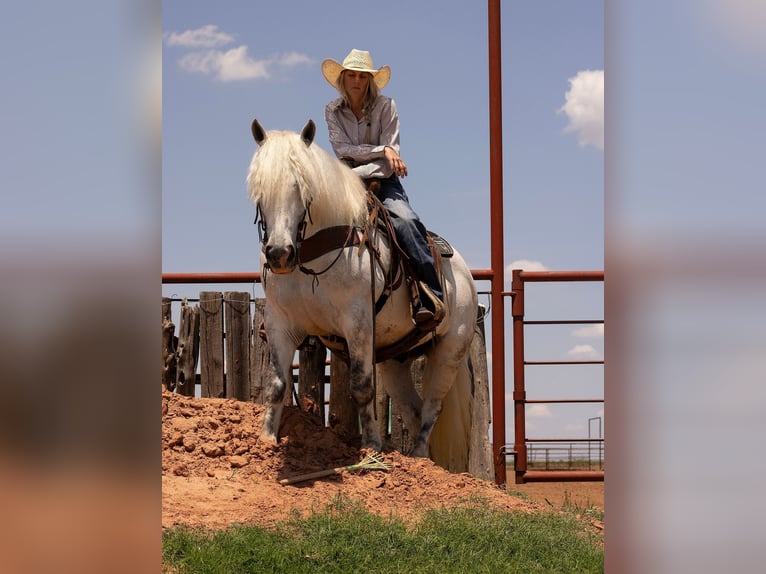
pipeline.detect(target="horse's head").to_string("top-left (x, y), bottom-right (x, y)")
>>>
top-left (247, 119), bottom-right (316, 274)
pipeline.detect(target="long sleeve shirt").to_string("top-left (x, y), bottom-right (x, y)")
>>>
top-left (324, 94), bottom-right (401, 179)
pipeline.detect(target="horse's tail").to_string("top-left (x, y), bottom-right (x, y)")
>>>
top-left (428, 358), bottom-right (473, 473)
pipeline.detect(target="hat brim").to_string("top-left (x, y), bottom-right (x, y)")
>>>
top-left (321, 58), bottom-right (390, 90)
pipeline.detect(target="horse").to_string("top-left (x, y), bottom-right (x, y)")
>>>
top-left (246, 118), bottom-right (479, 471)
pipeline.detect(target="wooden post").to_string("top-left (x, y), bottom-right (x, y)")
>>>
top-left (199, 291), bottom-right (224, 398)
top-left (161, 297), bottom-right (177, 391)
top-left (375, 368), bottom-right (390, 450)
top-left (468, 305), bottom-right (494, 481)
top-left (298, 337), bottom-right (327, 425)
top-left (327, 353), bottom-right (359, 442)
top-left (250, 299), bottom-right (268, 403)
top-left (175, 298), bottom-right (200, 397)
top-left (224, 292), bottom-right (250, 400)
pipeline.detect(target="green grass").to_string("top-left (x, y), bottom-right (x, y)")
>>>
top-left (163, 496), bottom-right (603, 573)
top-left (561, 490), bottom-right (605, 522)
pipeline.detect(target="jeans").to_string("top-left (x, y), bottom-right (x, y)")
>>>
top-left (374, 176), bottom-right (443, 300)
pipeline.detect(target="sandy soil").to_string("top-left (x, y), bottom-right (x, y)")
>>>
top-left (161, 390), bottom-right (603, 531)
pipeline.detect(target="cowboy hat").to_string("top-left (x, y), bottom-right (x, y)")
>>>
top-left (321, 49), bottom-right (391, 89)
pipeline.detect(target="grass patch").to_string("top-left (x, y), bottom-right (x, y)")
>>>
top-left (163, 496), bottom-right (603, 573)
top-left (561, 490), bottom-right (605, 522)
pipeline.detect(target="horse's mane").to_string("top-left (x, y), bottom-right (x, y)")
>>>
top-left (247, 130), bottom-right (368, 228)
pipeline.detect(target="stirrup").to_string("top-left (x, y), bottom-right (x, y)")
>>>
top-left (414, 282), bottom-right (444, 329)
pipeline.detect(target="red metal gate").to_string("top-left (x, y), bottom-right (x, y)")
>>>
top-left (506, 269), bottom-right (604, 484)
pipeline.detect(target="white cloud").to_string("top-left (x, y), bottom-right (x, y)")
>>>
top-left (571, 324), bottom-right (604, 338)
top-left (179, 46), bottom-right (270, 81)
top-left (165, 25), bottom-right (234, 48)
top-left (507, 259), bottom-right (547, 274)
top-left (566, 344), bottom-right (600, 359)
top-left (167, 27), bottom-right (314, 82)
top-left (558, 69), bottom-right (604, 150)
top-left (526, 404), bottom-right (552, 418)
top-left (278, 52), bottom-right (313, 67)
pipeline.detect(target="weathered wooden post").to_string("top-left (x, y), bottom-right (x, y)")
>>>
top-left (224, 292), bottom-right (250, 400)
top-left (297, 336), bottom-right (327, 425)
top-left (468, 305), bottom-right (494, 481)
top-left (375, 370), bottom-right (391, 450)
top-left (161, 297), bottom-right (177, 391)
top-left (199, 291), bottom-right (224, 398)
top-left (175, 298), bottom-right (200, 397)
top-left (327, 353), bottom-right (359, 442)
top-left (250, 298), bottom-right (268, 403)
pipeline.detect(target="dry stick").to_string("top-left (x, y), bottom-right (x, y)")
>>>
top-left (279, 453), bottom-right (392, 486)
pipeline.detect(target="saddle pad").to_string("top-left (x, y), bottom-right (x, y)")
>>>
top-left (427, 230), bottom-right (454, 258)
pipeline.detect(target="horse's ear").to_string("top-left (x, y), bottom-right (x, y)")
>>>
top-left (300, 119), bottom-right (316, 147)
top-left (251, 119), bottom-right (267, 146)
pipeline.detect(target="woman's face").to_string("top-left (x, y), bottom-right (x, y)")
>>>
top-left (342, 70), bottom-right (371, 101)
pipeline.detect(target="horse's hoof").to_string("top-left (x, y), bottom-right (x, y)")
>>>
top-left (259, 431), bottom-right (279, 446)
top-left (410, 444), bottom-right (429, 458)
top-left (361, 439), bottom-right (383, 452)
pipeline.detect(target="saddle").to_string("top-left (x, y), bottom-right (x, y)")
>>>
top-left (295, 187), bottom-right (454, 363)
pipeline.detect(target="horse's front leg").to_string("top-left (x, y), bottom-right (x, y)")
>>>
top-left (347, 342), bottom-right (382, 452)
top-left (349, 358), bottom-right (383, 452)
top-left (259, 331), bottom-right (298, 445)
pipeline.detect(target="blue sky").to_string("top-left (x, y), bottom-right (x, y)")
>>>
top-left (1, 1), bottom-right (764, 570)
top-left (162, 0), bottom-right (605, 447)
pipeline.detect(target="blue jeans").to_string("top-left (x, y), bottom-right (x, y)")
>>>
top-left (374, 176), bottom-right (443, 300)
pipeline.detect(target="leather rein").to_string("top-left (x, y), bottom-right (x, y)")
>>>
top-left (282, 191), bottom-right (404, 311)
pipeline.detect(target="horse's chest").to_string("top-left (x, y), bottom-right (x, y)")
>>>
top-left (265, 278), bottom-right (364, 328)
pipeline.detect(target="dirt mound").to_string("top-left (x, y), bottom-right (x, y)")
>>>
top-left (161, 390), bottom-right (539, 530)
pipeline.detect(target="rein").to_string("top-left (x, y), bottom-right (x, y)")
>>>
top-left (298, 226), bottom-right (359, 278)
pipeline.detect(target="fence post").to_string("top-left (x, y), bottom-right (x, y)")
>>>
top-left (250, 299), bottom-right (268, 403)
top-left (297, 336), bottom-right (327, 424)
top-left (175, 298), bottom-right (200, 397)
top-left (199, 291), bottom-right (224, 398)
top-left (468, 304), bottom-right (494, 481)
top-left (161, 297), bottom-right (177, 391)
top-left (224, 292), bottom-right (250, 400)
top-left (328, 354), bottom-right (359, 442)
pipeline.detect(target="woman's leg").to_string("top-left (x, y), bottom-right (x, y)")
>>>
top-left (376, 178), bottom-right (443, 323)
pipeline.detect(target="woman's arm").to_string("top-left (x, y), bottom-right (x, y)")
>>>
top-left (324, 97), bottom-right (405, 178)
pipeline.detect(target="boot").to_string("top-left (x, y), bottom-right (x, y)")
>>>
top-left (413, 282), bottom-right (444, 328)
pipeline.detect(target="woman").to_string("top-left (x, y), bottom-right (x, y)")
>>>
top-left (321, 49), bottom-right (443, 327)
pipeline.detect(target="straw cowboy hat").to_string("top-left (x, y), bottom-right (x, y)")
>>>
top-left (321, 49), bottom-right (391, 89)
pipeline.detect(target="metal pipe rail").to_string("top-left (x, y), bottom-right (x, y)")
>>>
top-left (511, 269), bottom-right (605, 484)
top-left (162, 270), bottom-right (495, 284)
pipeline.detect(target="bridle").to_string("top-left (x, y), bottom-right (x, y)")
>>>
top-left (254, 199), bottom-right (313, 265)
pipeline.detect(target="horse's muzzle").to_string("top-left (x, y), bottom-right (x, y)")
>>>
top-left (264, 244), bottom-right (296, 273)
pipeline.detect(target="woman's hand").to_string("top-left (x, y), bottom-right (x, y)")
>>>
top-left (384, 146), bottom-right (408, 178)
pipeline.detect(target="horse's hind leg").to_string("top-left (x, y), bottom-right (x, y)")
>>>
top-left (411, 351), bottom-right (466, 458)
top-left (259, 333), bottom-right (297, 445)
top-left (378, 359), bottom-right (423, 443)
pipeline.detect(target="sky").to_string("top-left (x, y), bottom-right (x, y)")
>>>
top-left (1, 1), bottom-right (765, 571)
top-left (161, 0), bottom-right (605, 451)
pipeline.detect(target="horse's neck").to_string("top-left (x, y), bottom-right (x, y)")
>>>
top-left (304, 196), bottom-right (363, 235)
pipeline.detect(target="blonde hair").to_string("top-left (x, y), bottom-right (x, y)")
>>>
top-left (335, 70), bottom-right (380, 117)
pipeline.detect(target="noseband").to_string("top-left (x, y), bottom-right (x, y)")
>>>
top-left (254, 200), bottom-right (313, 255)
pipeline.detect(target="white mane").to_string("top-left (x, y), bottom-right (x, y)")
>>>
top-left (247, 129), bottom-right (368, 228)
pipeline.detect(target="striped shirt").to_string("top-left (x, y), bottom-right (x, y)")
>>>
top-left (324, 94), bottom-right (401, 179)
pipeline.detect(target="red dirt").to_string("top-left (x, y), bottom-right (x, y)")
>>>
top-left (161, 390), bottom-right (602, 531)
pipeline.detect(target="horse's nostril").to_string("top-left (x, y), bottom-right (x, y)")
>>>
top-left (265, 244), bottom-right (295, 271)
